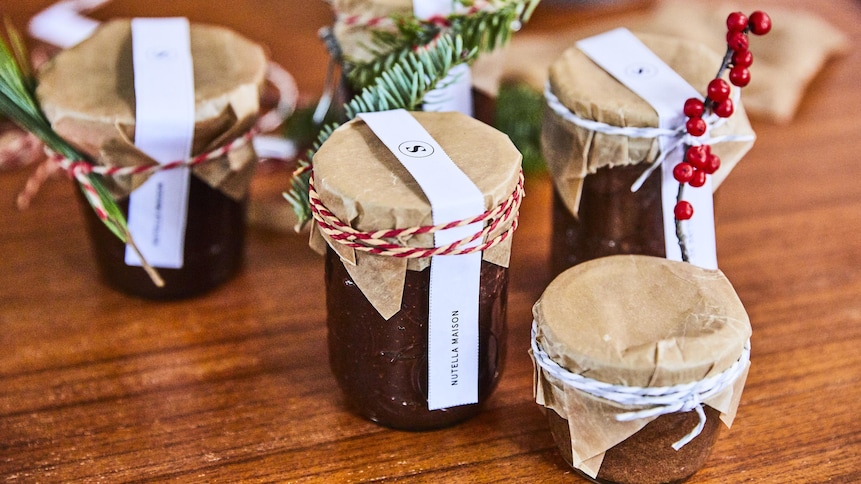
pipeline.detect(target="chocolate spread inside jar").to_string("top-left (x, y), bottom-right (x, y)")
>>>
top-left (547, 407), bottom-right (722, 484)
top-left (325, 248), bottom-right (508, 430)
top-left (550, 163), bottom-right (664, 275)
top-left (76, 175), bottom-right (246, 299)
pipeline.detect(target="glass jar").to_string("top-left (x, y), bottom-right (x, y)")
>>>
top-left (550, 163), bottom-right (663, 275)
top-left (312, 111), bottom-right (522, 430)
top-left (547, 407), bottom-right (722, 484)
top-left (542, 32), bottom-right (755, 276)
top-left (36, 19), bottom-right (267, 298)
top-left (531, 255), bottom-right (751, 483)
top-left (325, 248), bottom-right (508, 430)
top-left (75, 176), bottom-right (246, 299)
top-left (327, 0), bottom-right (494, 124)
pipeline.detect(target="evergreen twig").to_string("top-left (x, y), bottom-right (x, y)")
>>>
top-left (284, 34), bottom-right (476, 227)
top-left (0, 20), bottom-right (162, 286)
top-left (346, 0), bottom-right (540, 89)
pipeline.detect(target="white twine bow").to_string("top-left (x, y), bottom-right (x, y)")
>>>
top-left (543, 82), bottom-right (755, 193)
top-left (530, 322), bottom-right (751, 450)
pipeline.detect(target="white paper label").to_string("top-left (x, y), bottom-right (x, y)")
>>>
top-left (414, 2), bottom-right (474, 116)
top-left (124, 18), bottom-right (195, 269)
top-left (577, 28), bottom-right (718, 269)
top-left (358, 109), bottom-right (484, 410)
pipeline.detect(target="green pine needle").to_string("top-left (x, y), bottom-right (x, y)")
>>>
top-left (285, 1), bottom-right (539, 229)
top-left (0, 21), bottom-right (156, 279)
top-left (346, 0), bottom-right (540, 89)
top-left (284, 34), bottom-right (476, 227)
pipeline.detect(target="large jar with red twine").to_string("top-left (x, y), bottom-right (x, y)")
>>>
top-left (309, 111), bottom-right (523, 430)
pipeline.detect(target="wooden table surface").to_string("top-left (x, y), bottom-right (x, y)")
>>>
top-left (1, 0), bottom-right (859, 482)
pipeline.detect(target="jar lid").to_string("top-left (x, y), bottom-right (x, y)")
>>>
top-left (313, 111), bottom-right (521, 240)
top-left (36, 19), bottom-right (267, 199)
top-left (542, 31), bottom-right (755, 217)
top-left (549, 32), bottom-right (720, 133)
top-left (533, 254), bottom-right (751, 387)
top-left (311, 111), bottom-right (522, 319)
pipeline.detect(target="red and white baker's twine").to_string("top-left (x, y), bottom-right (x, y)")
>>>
top-left (336, 0), bottom-right (494, 30)
top-left (309, 169), bottom-right (524, 258)
top-left (53, 128), bottom-right (257, 224)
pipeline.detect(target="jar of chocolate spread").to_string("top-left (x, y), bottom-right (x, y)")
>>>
top-left (530, 255), bottom-right (751, 484)
top-left (310, 110), bottom-right (523, 430)
top-left (36, 19), bottom-right (267, 298)
top-left (326, 0), bottom-right (497, 124)
top-left (541, 32), bottom-right (755, 276)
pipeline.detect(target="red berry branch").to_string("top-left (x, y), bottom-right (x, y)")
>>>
top-left (673, 10), bottom-right (772, 261)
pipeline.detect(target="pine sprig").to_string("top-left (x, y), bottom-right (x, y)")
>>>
top-left (0, 21), bottom-right (163, 286)
top-left (346, 0), bottom-right (539, 89)
top-left (284, 34), bottom-right (477, 227)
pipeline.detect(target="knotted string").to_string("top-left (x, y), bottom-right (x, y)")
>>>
top-left (543, 82), bottom-right (755, 192)
top-left (46, 128), bottom-right (257, 230)
top-left (531, 322), bottom-right (750, 450)
top-left (309, 169), bottom-right (524, 258)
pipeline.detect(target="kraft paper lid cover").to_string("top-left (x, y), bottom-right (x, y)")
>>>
top-left (531, 254), bottom-right (752, 477)
top-left (36, 19), bottom-right (268, 200)
top-left (310, 111), bottom-right (522, 319)
top-left (533, 255), bottom-right (750, 386)
top-left (542, 32), bottom-right (755, 218)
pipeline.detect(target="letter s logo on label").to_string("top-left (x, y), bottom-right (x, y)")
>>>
top-left (398, 141), bottom-right (434, 158)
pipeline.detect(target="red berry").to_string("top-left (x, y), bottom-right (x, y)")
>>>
top-left (707, 79), bottom-right (731, 103)
top-left (689, 169), bottom-right (707, 188)
top-left (732, 49), bottom-right (753, 68)
top-left (703, 153), bottom-right (721, 174)
top-left (714, 98), bottom-right (734, 118)
top-left (673, 162), bottom-right (695, 183)
top-left (748, 11), bottom-right (772, 35)
top-left (674, 201), bottom-right (694, 220)
top-left (726, 12), bottom-right (748, 32)
top-left (686, 117), bottom-right (707, 137)
top-left (726, 30), bottom-right (749, 52)
top-left (686, 145), bottom-right (708, 169)
top-left (729, 66), bottom-right (751, 87)
top-left (683, 98), bottom-right (705, 118)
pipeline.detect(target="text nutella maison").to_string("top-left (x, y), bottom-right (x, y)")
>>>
top-left (451, 310), bottom-right (460, 386)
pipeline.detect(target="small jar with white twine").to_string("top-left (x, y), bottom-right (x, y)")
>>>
top-left (542, 31), bottom-right (755, 275)
top-left (310, 110), bottom-right (522, 430)
top-left (530, 254), bottom-right (751, 484)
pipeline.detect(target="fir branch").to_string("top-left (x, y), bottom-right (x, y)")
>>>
top-left (284, 34), bottom-right (476, 227)
top-left (0, 21), bottom-right (162, 286)
top-left (346, 0), bottom-right (539, 89)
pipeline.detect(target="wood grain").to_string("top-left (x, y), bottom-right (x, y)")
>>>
top-left (1, 0), bottom-right (859, 482)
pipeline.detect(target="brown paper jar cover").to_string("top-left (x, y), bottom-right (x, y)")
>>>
top-left (36, 19), bottom-right (267, 298)
top-left (531, 255), bottom-right (751, 483)
top-left (542, 32), bottom-right (755, 273)
top-left (312, 111), bottom-right (521, 430)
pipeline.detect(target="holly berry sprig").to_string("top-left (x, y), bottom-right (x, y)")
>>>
top-left (672, 10), bottom-right (772, 260)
